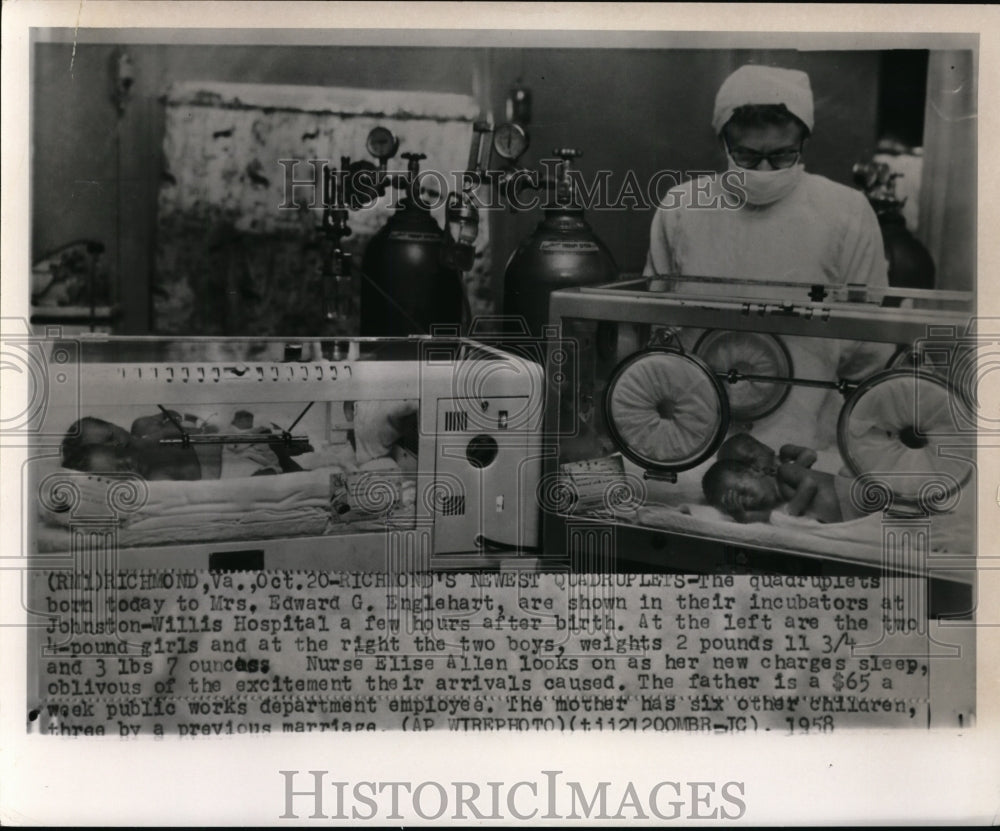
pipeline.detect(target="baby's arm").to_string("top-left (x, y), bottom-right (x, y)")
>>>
top-left (719, 489), bottom-right (773, 524)
top-left (779, 444), bottom-right (817, 468)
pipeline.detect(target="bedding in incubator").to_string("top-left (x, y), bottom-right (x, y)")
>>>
top-left (34, 397), bottom-right (420, 551)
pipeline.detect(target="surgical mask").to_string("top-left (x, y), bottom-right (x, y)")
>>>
top-left (727, 154), bottom-right (804, 206)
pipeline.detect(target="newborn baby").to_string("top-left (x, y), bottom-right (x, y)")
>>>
top-left (703, 434), bottom-right (856, 524)
top-left (61, 413), bottom-right (310, 480)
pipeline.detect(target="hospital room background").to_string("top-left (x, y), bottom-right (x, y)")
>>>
top-left (26, 36), bottom-right (978, 594)
top-left (30, 40), bottom-right (975, 335)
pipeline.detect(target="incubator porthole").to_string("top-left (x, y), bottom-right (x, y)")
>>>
top-left (693, 330), bottom-right (792, 421)
top-left (837, 369), bottom-right (975, 505)
top-left (603, 348), bottom-right (729, 474)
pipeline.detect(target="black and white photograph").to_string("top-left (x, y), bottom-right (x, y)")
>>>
top-left (1, 2), bottom-right (998, 825)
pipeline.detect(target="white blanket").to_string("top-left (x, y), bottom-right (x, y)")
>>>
top-left (573, 448), bottom-right (974, 578)
top-left (636, 500), bottom-right (972, 579)
top-left (36, 455), bottom-right (416, 551)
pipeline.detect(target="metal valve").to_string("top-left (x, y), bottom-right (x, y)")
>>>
top-left (441, 123), bottom-right (493, 273)
top-left (467, 121), bottom-right (493, 175)
top-left (550, 149), bottom-right (582, 208)
top-left (401, 152), bottom-right (427, 169)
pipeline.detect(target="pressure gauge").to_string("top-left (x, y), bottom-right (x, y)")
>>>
top-left (492, 122), bottom-right (529, 161)
top-left (366, 126), bottom-right (398, 160)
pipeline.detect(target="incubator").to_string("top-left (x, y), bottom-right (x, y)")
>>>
top-left (542, 277), bottom-right (977, 604)
top-left (28, 336), bottom-right (544, 570)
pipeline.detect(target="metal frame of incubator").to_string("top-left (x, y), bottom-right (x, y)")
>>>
top-left (541, 278), bottom-right (977, 616)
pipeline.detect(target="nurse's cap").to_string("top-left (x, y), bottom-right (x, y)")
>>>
top-left (712, 65), bottom-right (814, 135)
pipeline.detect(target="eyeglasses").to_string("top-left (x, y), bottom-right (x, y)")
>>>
top-left (725, 139), bottom-right (803, 170)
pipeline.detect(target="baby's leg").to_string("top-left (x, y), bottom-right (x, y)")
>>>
top-left (779, 465), bottom-right (846, 522)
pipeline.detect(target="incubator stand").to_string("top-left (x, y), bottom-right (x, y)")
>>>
top-left (543, 278), bottom-right (977, 613)
top-left (28, 336), bottom-right (544, 571)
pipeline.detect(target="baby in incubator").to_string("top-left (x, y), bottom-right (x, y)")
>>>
top-left (703, 433), bottom-right (861, 524)
top-left (61, 412), bottom-right (311, 480)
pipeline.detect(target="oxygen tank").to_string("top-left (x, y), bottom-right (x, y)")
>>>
top-left (360, 152), bottom-right (468, 337)
top-left (500, 149), bottom-right (619, 463)
top-left (853, 160), bottom-right (935, 307)
top-left (503, 149), bottom-right (617, 337)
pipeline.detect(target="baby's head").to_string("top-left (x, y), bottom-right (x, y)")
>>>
top-left (62, 417), bottom-right (139, 474)
top-left (716, 433), bottom-right (777, 474)
top-left (62, 414), bottom-right (202, 480)
top-left (72, 416), bottom-right (132, 448)
top-left (702, 459), bottom-right (782, 519)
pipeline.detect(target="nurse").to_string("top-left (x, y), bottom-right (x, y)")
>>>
top-left (644, 64), bottom-right (892, 450)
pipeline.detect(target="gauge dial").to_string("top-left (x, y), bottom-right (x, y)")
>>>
top-left (492, 122), bottom-right (529, 161)
top-left (366, 126), bottom-right (397, 160)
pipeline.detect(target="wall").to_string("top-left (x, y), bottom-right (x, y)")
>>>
top-left (918, 50), bottom-right (977, 293)
top-left (33, 43), bottom-right (899, 334)
top-left (33, 43), bottom-right (489, 333)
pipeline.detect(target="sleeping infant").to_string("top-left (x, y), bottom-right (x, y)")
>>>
top-left (61, 412), bottom-right (311, 480)
top-left (702, 434), bottom-right (862, 524)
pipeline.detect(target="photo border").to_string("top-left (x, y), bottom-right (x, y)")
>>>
top-left (3, 2), bottom-right (999, 825)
